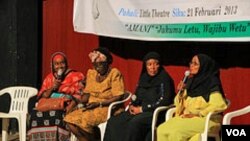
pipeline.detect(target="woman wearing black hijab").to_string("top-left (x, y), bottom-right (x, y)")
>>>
top-left (157, 54), bottom-right (228, 141)
top-left (104, 51), bottom-right (175, 141)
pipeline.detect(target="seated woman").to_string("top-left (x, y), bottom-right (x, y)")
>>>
top-left (27, 52), bottom-right (85, 141)
top-left (157, 54), bottom-right (228, 141)
top-left (103, 51), bottom-right (175, 141)
top-left (63, 47), bottom-right (126, 141)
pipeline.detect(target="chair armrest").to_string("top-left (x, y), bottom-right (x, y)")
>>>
top-left (152, 106), bottom-right (171, 128)
top-left (153, 105), bottom-right (175, 124)
top-left (223, 105), bottom-right (250, 125)
top-left (106, 92), bottom-right (132, 119)
top-left (151, 105), bottom-right (175, 141)
top-left (203, 111), bottom-right (215, 137)
top-left (202, 111), bottom-right (223, 138)
top-left (165, 107), bottom-right (176, 121)
top-left (201, 99), bottom-right (231, 141)
top-left (152, 106), bottom-right (169, 128)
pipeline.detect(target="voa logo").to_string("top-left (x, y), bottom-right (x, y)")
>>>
top-left (226, 129), bottom-right (246, 136)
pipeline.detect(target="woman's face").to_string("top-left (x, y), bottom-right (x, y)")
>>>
top-left (53, 56), bottom-right (67, 73)
top-left (146, 59), bottom-right (160, 77)
top-left (189, 55), bottom-right (200, 75)
top-left (93, 62), bottom-right (109, 75)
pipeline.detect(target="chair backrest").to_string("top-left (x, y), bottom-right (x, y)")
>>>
top-left (223, 105), bottom-right (250, 125)
top-left (0, 86), bottom-right (38, 114)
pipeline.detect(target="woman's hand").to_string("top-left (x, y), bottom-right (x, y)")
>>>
top-left (42, 79), bottom-right (62, 98)
top-left (177, 81), bottom-right (186, 92)
top-left (79, 93), bottom-right (90, 104)
top-left (129, 105), bottom-right (142, 115)
top-left (52, 79), bottom-right (61, 91)
top-left (86, 102), bottom-right (100, 109)
top-left (65, 100), bottom-right (77, 114)
top-left (181, 114), bottom-right (198, 118)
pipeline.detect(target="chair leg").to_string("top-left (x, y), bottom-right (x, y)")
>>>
top-left (215, 135), bottom-right (220, 141)
top-left (2, 118), bottom-right (9, 141)
top-left (98, 122), bottom-right (107, 141)
top-left (19, 116), bottom-right (27, 141)
top-left (152, 128), bottom-right (155, 141)
top-left (70, 132), bottom-right (78, 141)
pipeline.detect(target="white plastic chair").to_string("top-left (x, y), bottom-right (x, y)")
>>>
top-left (199, 99), bottom-right (230, 141)
top-left (153, 99), bottom-right (230, 141)
top-left (151, 105), bottom-right (174, 141)
top-left (70, 91), bottom-right (132, 141)
top-left (0, 86), bottom-right (38, 141)
top-left (200, 110), bottom-right (221, 141)
top-left (157, 107), bottom-right (221, 141)
top-left (223, 105), bottom-right (250, 125)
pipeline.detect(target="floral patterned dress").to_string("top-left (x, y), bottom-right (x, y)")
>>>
top-left (27, 70), bottom-right (84, 141)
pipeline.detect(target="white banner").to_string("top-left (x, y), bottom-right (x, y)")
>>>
top-left (73, 0), bottom-right (250, 41)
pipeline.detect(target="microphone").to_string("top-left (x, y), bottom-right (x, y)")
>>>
top-left (178, 70), bottom-right (190, 95)
top-left (57, 69), bottom-right (63, 80)
top-left (131, 95), bottom-right (140, 106)
top-left (183, 70), bottom-right (190, 84)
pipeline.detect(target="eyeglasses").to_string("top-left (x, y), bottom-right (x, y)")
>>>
top-left (189, 61), bottom-right (200, 66)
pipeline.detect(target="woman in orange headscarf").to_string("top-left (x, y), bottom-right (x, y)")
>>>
top-left (27, 52), bottom-right (85, 141)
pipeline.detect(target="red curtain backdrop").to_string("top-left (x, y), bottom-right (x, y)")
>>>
top-left (42, 0), bottom-right (98, 77)
top-left (42, 0), bottom-right (250, 124)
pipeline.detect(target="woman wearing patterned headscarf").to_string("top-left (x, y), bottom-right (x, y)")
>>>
top-left (103, 51), bottom-right (175, 141)
top-left (157, 54), bottom-right (228, 141)
top-left (27, 52), bottom-right (85, 141)
top-left (64, 47), bottom-right (125, 141)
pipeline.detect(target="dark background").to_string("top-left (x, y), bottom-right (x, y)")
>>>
top-left (0, 0), bottom-right (42, 132)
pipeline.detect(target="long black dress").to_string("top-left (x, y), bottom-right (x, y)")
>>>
top-left (103, 66), bottom-right (175, 141)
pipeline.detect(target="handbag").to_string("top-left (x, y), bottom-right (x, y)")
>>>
top-left (35, 97), bottom-right (70, 112)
